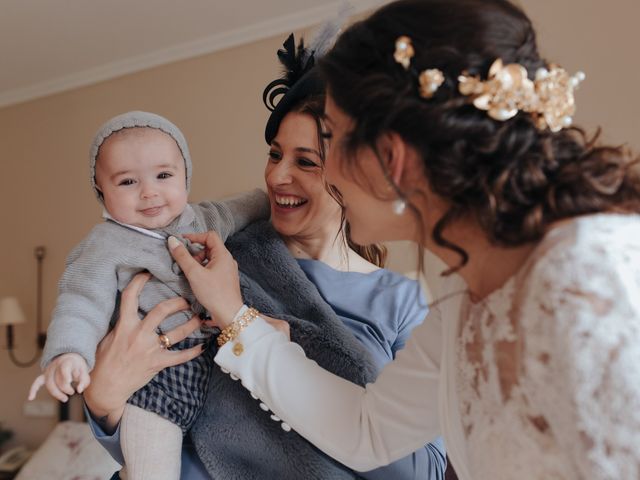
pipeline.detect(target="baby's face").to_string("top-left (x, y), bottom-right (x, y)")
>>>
top-left (94, 128), bottom-right (188, 229)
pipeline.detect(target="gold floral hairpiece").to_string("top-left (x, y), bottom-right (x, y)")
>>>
top-left (394, 36), bottom-right (444, 99)
top-left (393, 36), bottom-right (585, 132)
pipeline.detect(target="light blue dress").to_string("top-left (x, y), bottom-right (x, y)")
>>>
top-left (297, 259), bottom-right (446, 480)
top-left (90, 259), bottom-right (446, 479)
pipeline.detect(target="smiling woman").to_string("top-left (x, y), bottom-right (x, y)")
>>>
top-left (265, 106), bottom-right (342, 244)
top-left (184, 31), bottom-right (447, 479)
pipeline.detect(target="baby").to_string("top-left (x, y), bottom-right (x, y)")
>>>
top-left (29, 111), bottom-right (268, 480)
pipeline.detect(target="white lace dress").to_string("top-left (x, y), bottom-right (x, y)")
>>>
top-left (215, 213), bottom-right (640, 480)
top-left (458, 213), bottom-right (640, 479)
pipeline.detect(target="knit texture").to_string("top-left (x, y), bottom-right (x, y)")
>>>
top-left (121, 404), bottom-right (182, 480)
top-left (42, 189), bottom-right (269, 369)
top-left (89, 111), bottom-right (193, 201)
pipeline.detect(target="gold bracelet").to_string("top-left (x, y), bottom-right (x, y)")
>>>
top-left (217, 307), bottom-right (259, 347)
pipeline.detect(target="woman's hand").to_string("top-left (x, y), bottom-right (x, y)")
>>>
top-left (83, 273), bottom-right (203, 433)
top-left (168, 232), bottom-right (243, 329)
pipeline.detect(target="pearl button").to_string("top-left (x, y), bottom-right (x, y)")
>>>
top-left (259, 402), bottom-right (269, 411)
top-left (230, 373), bottom-right (239, 381)
top-left (270, 414), bottom-right (280, 422)
top-left (220, 367), bottom-right (230, 374)
top-left (281, 422), bottom-right (291, 432)
top-left (250, 392), bottom-right (259, 400)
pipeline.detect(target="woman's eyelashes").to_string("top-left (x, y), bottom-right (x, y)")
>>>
top-left (268, 150), bottom-right (319, 168)
top-left (268, 150), bottom-right (282, 162)
top-left (157, 171), bottom-right (173, 179)
top-left (321, 130), bottom-right (333, 140)
top-left (297, 157), bottom-right (319, 168)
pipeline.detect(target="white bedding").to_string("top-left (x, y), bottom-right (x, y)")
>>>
top-left (16, 421), bottom-right (119, 480)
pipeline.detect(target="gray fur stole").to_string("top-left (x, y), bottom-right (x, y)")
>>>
top-left (191, 221), bottom-right (379, 479)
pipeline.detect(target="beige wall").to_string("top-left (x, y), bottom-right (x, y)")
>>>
top-left (1, 0), bottom-right (638, 449)
top-left (519, 0), bottom-right (639, 148)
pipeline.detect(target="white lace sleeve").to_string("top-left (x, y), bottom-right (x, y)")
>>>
top-left (522, 226), bottom-right (640, 479)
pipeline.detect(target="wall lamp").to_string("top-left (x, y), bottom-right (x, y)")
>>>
top-left (0, 246), bottom-right (47, 367)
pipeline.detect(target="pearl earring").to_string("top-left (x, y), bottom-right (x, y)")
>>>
top-left (392, 198), bottom-right (406, 215)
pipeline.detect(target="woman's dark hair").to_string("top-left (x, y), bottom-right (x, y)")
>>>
top-left (287, 94), bottom-right (388, 268)
top-left (319, 0), bottom-right (640, 272)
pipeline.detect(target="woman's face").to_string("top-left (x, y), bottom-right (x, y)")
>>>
top-left (264, 111), bottom-right (342, 239)
top-left (324, 94), bottom-right (415, 245)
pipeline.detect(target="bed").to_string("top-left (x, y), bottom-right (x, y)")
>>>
top-left (14, 402), bottom-right (119, 480)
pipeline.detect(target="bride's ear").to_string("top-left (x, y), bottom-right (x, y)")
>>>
top-left (377, 131), bottom-right (408, 187)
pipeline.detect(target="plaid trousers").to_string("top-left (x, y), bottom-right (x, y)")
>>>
top-left (128, 337), bottom-right (213, 433)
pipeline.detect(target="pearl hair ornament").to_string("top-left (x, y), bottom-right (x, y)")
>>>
top-left (394, 36), bottom-right (444, 99)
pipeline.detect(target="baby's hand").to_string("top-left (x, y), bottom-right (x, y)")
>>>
top-left (28, 353), bottom-right (91, 402)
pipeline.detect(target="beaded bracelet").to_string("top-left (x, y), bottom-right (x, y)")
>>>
top-left (217, 306), bottom-right (260, 347)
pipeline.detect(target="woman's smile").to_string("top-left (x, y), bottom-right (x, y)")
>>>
top-left (273, 194), bottom-right (309, 210)
top-left (265, 112), bottom-right (342, 238)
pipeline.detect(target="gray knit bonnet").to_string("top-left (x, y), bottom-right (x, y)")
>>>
top-left (89, 111), bottom-right (192, 201)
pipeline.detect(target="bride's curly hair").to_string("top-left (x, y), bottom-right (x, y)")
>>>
top-left (319, 0), bottom-right (640, 271)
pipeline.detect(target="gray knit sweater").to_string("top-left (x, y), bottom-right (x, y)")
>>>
top-left (41, 189), bottom-right (269, 369)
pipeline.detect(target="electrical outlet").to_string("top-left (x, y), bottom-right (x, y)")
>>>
top-left (23, 400), bottom-right (57, 417)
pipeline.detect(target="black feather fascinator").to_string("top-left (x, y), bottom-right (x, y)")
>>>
top-left (263, 34), bottom-right (313, 113)
top-left (262, 9), bottom-right (348, 144)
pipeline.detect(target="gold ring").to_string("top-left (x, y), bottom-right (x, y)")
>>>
top-left (158, 334), bottom-right (172, 349)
